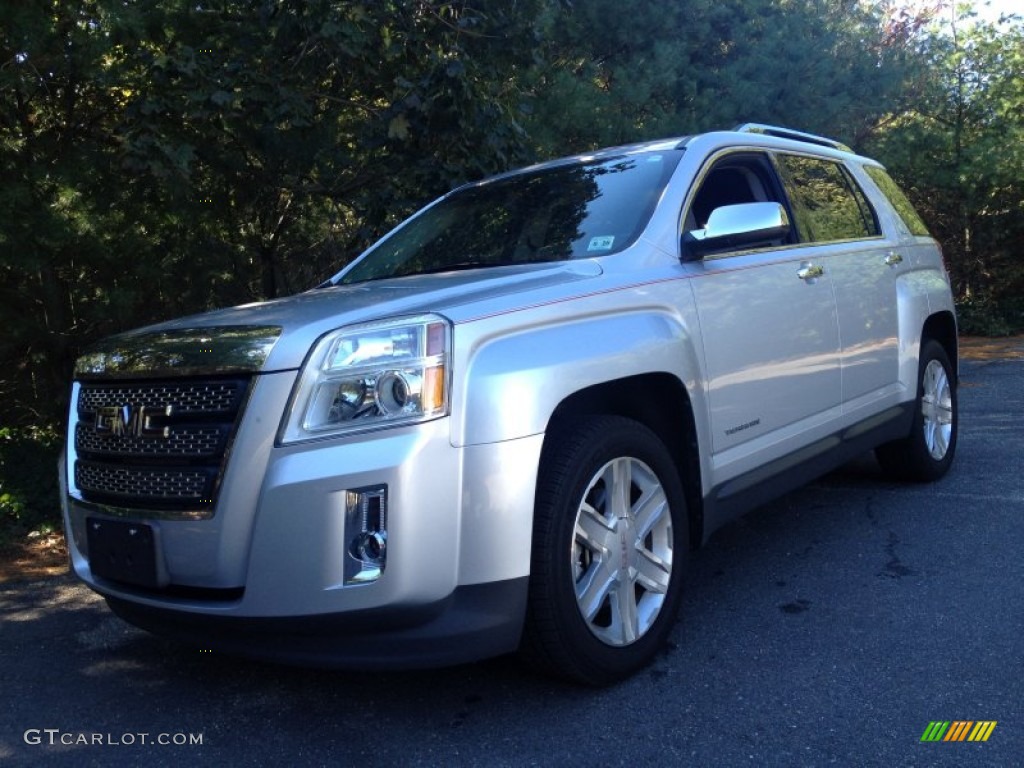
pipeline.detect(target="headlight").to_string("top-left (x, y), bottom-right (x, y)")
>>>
top-left (280, 314), bottom-right (451, 444)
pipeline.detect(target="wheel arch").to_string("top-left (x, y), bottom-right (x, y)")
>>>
top-left (895, 267), bottom-right (958, 390)
top-left (546, 373), bottom-right (704, 550)
top-left (922, 310), bottom-right (958, 379)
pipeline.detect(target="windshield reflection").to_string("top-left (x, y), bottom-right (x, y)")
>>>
top-left (336, 151), bottom-right (682, 284)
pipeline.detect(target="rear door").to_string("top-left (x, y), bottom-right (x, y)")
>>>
top-left (773, 153), bottom-right (901, 412)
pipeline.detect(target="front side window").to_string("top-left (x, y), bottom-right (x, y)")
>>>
top-left (681, 151), bottom-right (794, 257)
top-left (336, 151), bottom-right (682, 284)
top-left (775, 154), bottom-right (880, 243)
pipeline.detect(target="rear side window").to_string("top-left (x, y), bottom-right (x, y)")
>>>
top-left (775, 154), bottom-right (880, 243)
top-left (864, 166), bottom-right (931, 237)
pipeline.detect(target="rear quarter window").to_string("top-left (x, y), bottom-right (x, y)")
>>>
top-left (863, 165), bottom-right (932, 237)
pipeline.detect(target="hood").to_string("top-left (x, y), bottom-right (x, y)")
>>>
top-left (76, 261), bottom-right (603, 378)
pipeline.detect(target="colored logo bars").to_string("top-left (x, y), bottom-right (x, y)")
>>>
top-left (921, 721), bottom-right (997, 742)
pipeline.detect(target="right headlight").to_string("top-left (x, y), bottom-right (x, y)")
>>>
top-left (280, 314), bottom-right (451, 444)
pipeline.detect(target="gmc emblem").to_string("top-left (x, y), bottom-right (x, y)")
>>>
top-left (94, 404), bottom-right (172, 438)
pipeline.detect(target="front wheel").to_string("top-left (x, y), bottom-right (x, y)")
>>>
top-left (876, 339), bottom-right (958, 481)
top-left (521, 416), bottom-right (689, 685)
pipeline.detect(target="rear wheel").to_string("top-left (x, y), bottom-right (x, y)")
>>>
top-left (876, 339), bottom-right (957, 481)
top-left (521, 416), bottom-right (689, 685)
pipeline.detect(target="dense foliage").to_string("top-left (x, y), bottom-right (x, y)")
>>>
top-left (1, 2), bottom-right (1021, 450)
top-left (863, 6), bottom-right (1024, 334)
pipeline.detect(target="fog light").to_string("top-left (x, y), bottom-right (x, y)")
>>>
top-left (354, 531), bottom-right (387, 564)
top-left (344, 485), bottom-right (387, 585)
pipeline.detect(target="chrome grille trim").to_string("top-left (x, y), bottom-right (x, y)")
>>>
top-left (69, 497), bottom-right (213, 523)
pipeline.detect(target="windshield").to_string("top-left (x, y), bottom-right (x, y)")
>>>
top-left (335, 151), bottom-right (683, 284)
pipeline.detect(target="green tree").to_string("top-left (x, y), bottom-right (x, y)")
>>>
top-left (114, 1), bottom-right (552, 297)
top-left (0, 1), bottom-right (124, 424)
top-left (524, 0), bottom-right (911, 153)
top-left (864, 6), bottom-right (1024, 324)
top-left (0, 0), bottom-right (553, 426)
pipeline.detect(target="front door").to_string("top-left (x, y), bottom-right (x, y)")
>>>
top-left (684, 151), bottom-right (843, 489)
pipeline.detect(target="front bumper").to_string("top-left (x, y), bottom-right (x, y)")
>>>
top-left (104, 577), bottom-right (528, 669)
top-left (62, 371), bottom-right (542, 665)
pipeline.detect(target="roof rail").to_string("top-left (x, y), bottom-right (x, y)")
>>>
top-left (732, 123), bottom-right (852, 153)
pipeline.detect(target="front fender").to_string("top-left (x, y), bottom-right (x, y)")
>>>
top-left (452, 304), bottom-right (705, 449)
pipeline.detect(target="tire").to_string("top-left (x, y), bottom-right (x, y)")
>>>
top-left (520, 416), bottom-right (689, 685)
top-left (876, 339), bottom-right (958, 482)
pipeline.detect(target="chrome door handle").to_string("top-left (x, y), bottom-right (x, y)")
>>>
top-left (885, 252), bottom-right (904, 267)
top-left (797, 263), bottom-right (824, 281)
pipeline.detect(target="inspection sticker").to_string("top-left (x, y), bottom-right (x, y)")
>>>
top-left (587, 236), bottom-right (615, 252)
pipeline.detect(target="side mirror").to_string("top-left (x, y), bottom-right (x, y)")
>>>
top-left (682, 202), bottom-right (790, 261)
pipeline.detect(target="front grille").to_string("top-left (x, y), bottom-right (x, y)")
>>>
top-left (75, 462), bottom-right (213, 500)
top-left (73, 377), bottom-right (251, 512)
top-left (78, 381), bottom-right (243, 413)
top-left (74, 423), bottom-right (227, 457)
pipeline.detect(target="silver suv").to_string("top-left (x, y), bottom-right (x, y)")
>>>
top-left (60, 124), bottom-right (957, 684)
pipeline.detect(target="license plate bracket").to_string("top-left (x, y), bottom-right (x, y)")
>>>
top-left (87, 518), bottom-right (160, 589)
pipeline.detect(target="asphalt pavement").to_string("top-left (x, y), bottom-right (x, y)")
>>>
top-left (2, 350), bottom-right (1021, 767)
